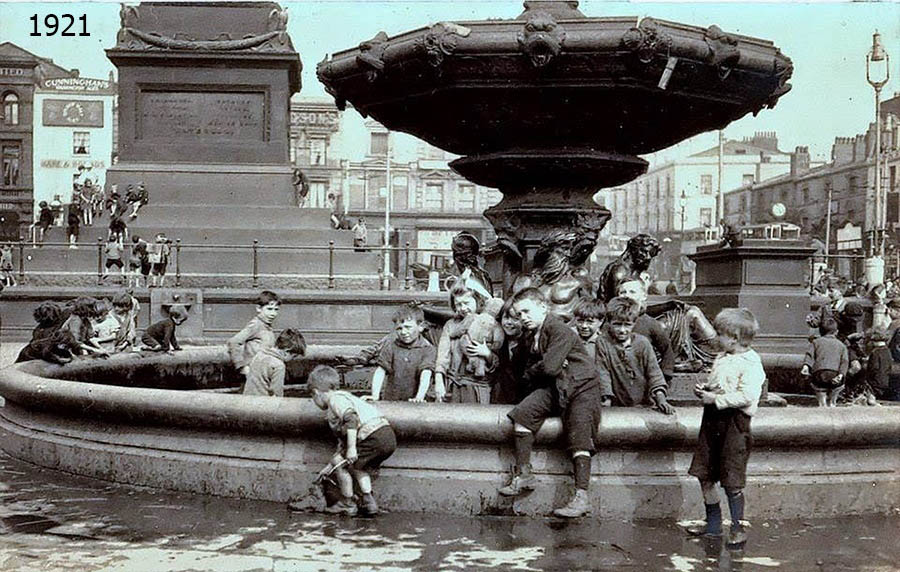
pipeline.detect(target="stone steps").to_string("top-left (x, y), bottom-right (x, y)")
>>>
top-left (127, 205), bottom-right (335, 230)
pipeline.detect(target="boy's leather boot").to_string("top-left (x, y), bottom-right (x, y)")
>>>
top-left (324, 497), bottom-right (358, 516)
top-left (687, 503), bottom-right (723, 537)
top-left (498, 464), bottom-right (537, 496)
top-left (552, 488), bottom-right (591, 518)
top-left (360, 493), bottom-right (379, 516)
top-left (725, 492), bottom-right (747, 547)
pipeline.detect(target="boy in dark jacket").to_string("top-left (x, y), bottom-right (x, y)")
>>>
top-left (141, 304), bottom-right (188, 352)
top-left (498, 287), bottom-right (603, 518)
top-left (800, 319), bottom-right (849, 407)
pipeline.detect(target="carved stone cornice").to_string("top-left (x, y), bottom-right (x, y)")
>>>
top-left (621, 17), bottom-right (673, 64)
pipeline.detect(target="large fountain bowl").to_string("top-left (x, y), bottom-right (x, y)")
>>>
top-left (317, 1), bottom-right (793, 164)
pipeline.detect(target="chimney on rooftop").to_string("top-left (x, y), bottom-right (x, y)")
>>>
top-left (750, 131), bottom-right (779, 152)
top-left (790, 146), bottom-right (810, 178)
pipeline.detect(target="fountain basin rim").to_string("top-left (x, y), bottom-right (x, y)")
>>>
top-left (1, 348), bottom-right (898, 449)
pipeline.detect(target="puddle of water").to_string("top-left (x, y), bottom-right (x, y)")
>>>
top-left (2, 514), bottom-right (61, 534)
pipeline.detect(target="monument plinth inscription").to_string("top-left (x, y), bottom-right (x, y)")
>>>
top-left (139, 91), bottom-right (266, 141)
top-left (105, 1), bottom-right (301, 207)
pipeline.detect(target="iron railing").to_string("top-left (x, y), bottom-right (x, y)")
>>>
top-left (3, 237), bottom-right (454, 291)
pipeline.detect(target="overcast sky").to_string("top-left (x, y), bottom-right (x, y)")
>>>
top-left (2, 1), bottom-right (898, 165)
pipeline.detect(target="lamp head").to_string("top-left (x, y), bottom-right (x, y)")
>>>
top-left (870, 31), bottom-right (886, 62)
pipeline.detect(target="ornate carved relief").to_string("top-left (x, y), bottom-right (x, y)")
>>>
top-left (704, 25), bottom-right (740, 79)
top-left (357, 31), bottom-right (390, 82)
top-left (421, 22), bottom-right (469, 71)
top-left (621, 17), bottom-right (673, 64)
top-left (517, 12), bottom-right (566, 68)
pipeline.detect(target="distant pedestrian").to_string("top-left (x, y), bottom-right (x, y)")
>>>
top-left (103, 237), bottom-right (125, 283)
top-left (0, 244), bottom-right (15, 288)
top-left (352, 218), bottom-right (367, 252)
top-left (108, 216), bottom-right (127, 244)
top-left (148, 233), bottom-right (171, 287)
top-left (127, 182), bottom-right (149, 220)
top-left (66, 209), bottom-right (80, 249)
top-left (37, 201), bottom-right (54, 244)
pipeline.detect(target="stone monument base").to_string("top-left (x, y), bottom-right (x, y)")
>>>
top-left (688, 239), bottom-right (816, 355)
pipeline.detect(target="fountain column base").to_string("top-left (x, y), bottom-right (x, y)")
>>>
top-left (450, 150), bottom-right (647, 295)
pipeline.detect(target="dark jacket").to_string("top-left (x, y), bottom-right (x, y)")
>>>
top-left (522, 314), bottom-right (598, 398)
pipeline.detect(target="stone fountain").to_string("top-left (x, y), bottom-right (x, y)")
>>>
top-left (317, 0), bottom-right (793, 292)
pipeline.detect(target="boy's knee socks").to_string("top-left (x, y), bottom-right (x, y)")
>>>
top-left (726, 490), bottom-right (745, 531)
top-left (573, 455), bottom-right (591, 490)
top-left (704, 502), bottom-right (723, 534)
top-left (514, 431), bottom-right (535, 469)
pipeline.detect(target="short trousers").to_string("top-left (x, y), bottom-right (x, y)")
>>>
top-left (353, 425), bottom-right (396, 472)
top-left (151, 262), bottom-right (167, 276)
top-left (688, 405), bottom-right (752, 489)
top-left (508, 384), bottom-right (602, 453)
top-left (141, 262), bottom-right (151, 276)
top-left (106, 258), bottom-right (124, 269)
top-left (811, 369), bottom-right (843, 391)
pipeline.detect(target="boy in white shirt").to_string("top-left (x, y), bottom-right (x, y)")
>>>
top-left (687, 308), bottom-right (766, 549)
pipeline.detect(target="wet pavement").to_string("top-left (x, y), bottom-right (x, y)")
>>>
top-left (0, 453), bottom-right (895, 571)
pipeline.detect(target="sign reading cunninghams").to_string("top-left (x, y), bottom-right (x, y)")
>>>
top-left (40, 77), bottom-right (115, 94)
top-left (290, 108), bottom-right (340, 133)
top-left (42, 99), bottom-right (104, 127)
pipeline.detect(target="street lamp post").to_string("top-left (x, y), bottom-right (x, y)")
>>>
top-left (867, 31), bottom-right (890, 258)
top-left (383, 131), bottom-right (392, 289)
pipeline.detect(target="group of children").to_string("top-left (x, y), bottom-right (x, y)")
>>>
top-left (803, 279), bottom-right (895, 406)
top-left (11, 282), bottom-right (764, 542)
top-left (16, 290), bottom-right (191, 365)
top-left (219, 282), bottom-right (762, 545)
top-left (102, 233), bottom-right (172, 288)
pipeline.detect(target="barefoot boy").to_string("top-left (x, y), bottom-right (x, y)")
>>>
top-left (498, 287), bottom-right (602, 518)
top-left (309, 365), bottom-right (397, 516)
top-left (688, 308), bottom-right (766, 548)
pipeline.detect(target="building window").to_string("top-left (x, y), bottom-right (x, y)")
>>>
top-left (742, 174), bottom-right (754, 186)
top-left (700, 207), bottom-right (712, 227)
top-left (456, 184), bottom-right (475, 211)
top-left (370, 132), bottom-right (388, 156)
top-left (700, 174), bottom-right (713, 195)
top-left (309, 137), bottom-right (326, 165)
top-left (73, 132), bottom-right (90, 155)
top-left (422, 183), bottom-right (443, 210)
top-left (740, 196), bottom-right (747, 212)
top-left (2, 93), bottom-right (19, 126)
top-left (1, 142), bottom-right (20, 186)
top-left (848, 175), bottom-right (858, 193)
top-left (802, 187), bottom-right (809, 204)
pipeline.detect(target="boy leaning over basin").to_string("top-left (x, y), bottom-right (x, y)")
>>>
top-left (227, 290), bottom-right (280, 377)
top-left (498, 287), bottom-right (603, 518)
top-left (688, 308), bottom-right (766, 549)
top-left (306, 365), bottom-right (397, 517)
top-left (242, 328), bottom-right (306, 397)
top-left (594, 296), bottom-right (675, 414)
top-left (370, 305), bottom-right (436, 402)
